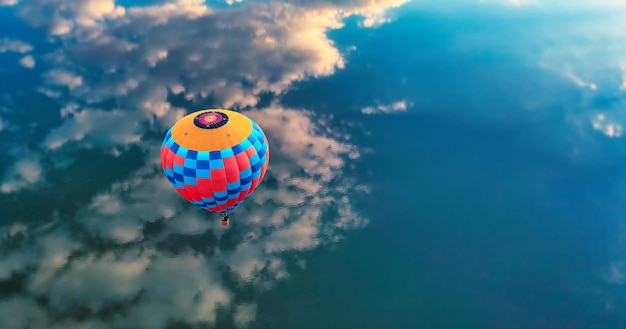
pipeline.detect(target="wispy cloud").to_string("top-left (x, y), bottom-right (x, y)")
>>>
top-left (0, 0), bottom-right (411, 178)
top-left (0, 38), bottom-right (32, 53)
top-left (234, 303), bottom-right (257, 329)
top-left (362, 100), bottom-right (411, 114)
top-left (16, 0), bottom-right (125, 35)
top-left (44, 108), bottom-right (143, 152)
top-left (592, 113), bottom-right (623, 138)
top-left (0, 104), bottom-right (368, 328)
top-left (0, 154), bottom-right (44, 193)
top-left (0, 1), bottom-right (406, 327)
top-left (14, 0), bottom-right (406, 114)
top-left (19, 55), bottom-right (35, 68)
top-left (0, 0), bottom-right (19, 6)
top-left (44, 69), bottom-right (83, 90)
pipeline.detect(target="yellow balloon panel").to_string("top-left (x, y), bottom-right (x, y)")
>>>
top-left (171, 109), bottom-right (253, 151)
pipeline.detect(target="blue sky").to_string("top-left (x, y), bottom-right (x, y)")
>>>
top-left (1, 0), bottom-right (626, 328)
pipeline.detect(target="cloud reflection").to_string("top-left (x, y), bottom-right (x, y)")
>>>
top-left (0, 153), bottom-right (44, 193)
top-left (0, 0), bottom-right (399, 327)
top-left (0, 104), bottom-right (367, 328)
top-left (361, 100), bottom-right (411, 115)
top-left (0, 38), bottom-right (32, 53)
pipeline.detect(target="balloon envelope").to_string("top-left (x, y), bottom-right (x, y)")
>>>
top-left (160, 109), bottom-right (269, 213)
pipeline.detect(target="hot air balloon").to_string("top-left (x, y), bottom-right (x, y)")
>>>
top-left (160, 109), bottom-right (269, 226)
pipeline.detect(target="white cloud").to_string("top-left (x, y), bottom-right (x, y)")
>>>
top-left (44, 108), bottom-right (142, 151)
top-left (10, 0), bottom-right (405, 156)
top-left (234, 303), bottom-right (257, 328)
top-left (592, 113), bottom-right (623, 138)
top-left (14, 0), bottom-right (402, 206)
top-left (262, 209), bottom-right (322, 253)
top-left (0, 251), bottom-right (35, 280)
top-left (23, 2), bottom-right (343, 153)
top-left (17, 0), bottom-right (125, 35)
top-left (0, 104), bottom-right (367, 328)
top-left (0, 0), bottom-right (19, 6)
top-left (74, 105), bottom-right (366, 245)
top-left (362, 100), bottom-right (411, 114)
top-left (1, 223), bottom-right (28, 240)
top-left (286, 0), bottom-right (410, 26)
top-left (0, 154), bottom-right (44, 193)
top-left (37, 87), bottom-right (62, 98)
top-left (28, 230), bottom-right (83, 294)
top-left (45, 69), bottom-right (83, 89)
top-left (220, 106), bottom-right (367, 284)
top-left (75, 0), bottom-right (126, 27)
top-left (535, 15), bottom-right (626, 86)
top-left (50, 1), bottom-right (346, 109)
top-left (247, 106), bottom-right (359, 181)
top-left (1, 244), bottom-right (230, 329)
top-left (0, 0), bottom-right (394, 326)
top-left (126, 0), bottom-right (210, 19)
top-left (0, 38), bottom-right (32, 53)
top-left (37, 231), bottom-right (80, 269)
top-left (566, 71), bottom-right (597, 90)
top-left (0, 297), bottom-right (50, 329)
top-left (119, 252), bottom-right (230, 329)
top-left (32, 249), bottom-right (151, 312)
top-left (75, 161), bottom-right (213, 243)
top-left (347, 0), bottom-right (411, 26)
top-left (19, 55), bottom-right (36, 68)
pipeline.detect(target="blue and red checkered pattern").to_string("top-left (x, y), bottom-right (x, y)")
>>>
top-left (161, 111), bottom-right (269, 213)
